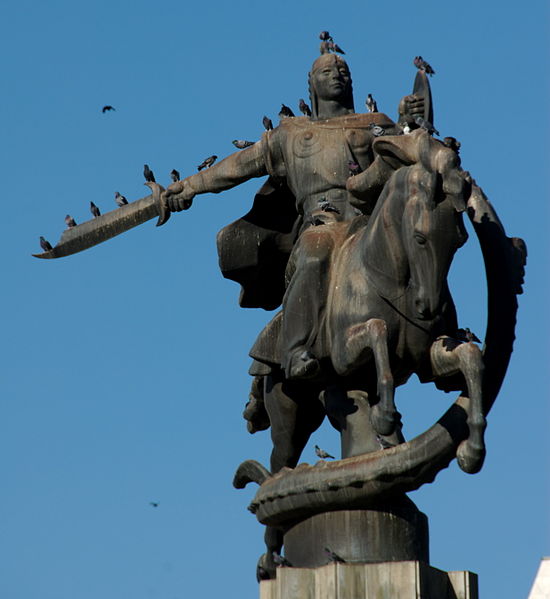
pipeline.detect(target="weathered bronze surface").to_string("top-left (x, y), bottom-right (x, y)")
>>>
top-left (36, 46), bottom-right (526, 584)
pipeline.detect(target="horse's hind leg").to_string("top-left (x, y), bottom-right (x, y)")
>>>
top-left (333, 318), bottom-right (398, 436)
top-left (430, 336), bottom-right (486, 473)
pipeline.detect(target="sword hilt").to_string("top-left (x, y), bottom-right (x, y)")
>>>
top-left (144, 181), bottom-right (170, 226)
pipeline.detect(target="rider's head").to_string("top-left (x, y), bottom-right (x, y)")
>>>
top-left (308, 54), bottom-right (354, 118)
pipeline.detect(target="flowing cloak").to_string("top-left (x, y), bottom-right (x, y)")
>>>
top-left (216, 176), bottom-right (300, 311)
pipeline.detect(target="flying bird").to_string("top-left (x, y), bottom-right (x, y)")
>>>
top-left (413, 56), bottom-right (435, 76)
top-left (114, 191), bottom-right (128, 207)
top-left (143, 164), bottom-right (156, 183)
top-left (324, 547), bottom-right (346, 563)
top-left (90, 201), bottom-right (101, 218)
top-left (102, 105), bottom-right (115, 113)
top-left (149, 502), bottom-right (159, 508)
top-left (315, 444), bottom-right (335, 459)
top-left (366, 93), bottom-right (378, 113)
top-left (279, 103), bottom-right (295, 119)
top-left (443, 136), bottom-right (461, 154)
top-left (415, 116), bottom-right (439, 136)
top-left (272, 552), bottom-right (292, 567)
top-left (39, 236), bottom-right (53, 252)
top-left (198, 155), bottom-right (217, 171)
top-left (232, 139), bottom-right (255, 149)
top-left (262, 116), bottom-right (273, 131)
top-left (170, 169), bottom-right (181, 182)
top-left (65, 214), bottom-right (77, 228)
top-left (299, 98), bottom-right (312, 116)
top-left (348, 159), bottom-right (361, 176)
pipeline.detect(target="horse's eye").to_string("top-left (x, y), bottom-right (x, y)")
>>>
top-left (414, 233), bottom-right (427, 245)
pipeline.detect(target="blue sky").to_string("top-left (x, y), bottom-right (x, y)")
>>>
top-left (2, 1), bottom-right (548, 598)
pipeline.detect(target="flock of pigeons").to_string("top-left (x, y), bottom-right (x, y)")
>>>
top-left (39, 33), bottom-right (457, 256)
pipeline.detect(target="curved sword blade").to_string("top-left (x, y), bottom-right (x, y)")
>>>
top-left (33, 184), bottom-right (167, 259)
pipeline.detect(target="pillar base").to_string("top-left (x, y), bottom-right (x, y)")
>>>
top-left (260, 561), bottom-right (478, 599)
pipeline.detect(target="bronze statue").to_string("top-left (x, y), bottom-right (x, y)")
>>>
top-left (34, 47), bottom-right (526, 586)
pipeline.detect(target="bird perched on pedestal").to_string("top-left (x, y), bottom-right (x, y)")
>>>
top-left (65, 215), bottom-right (76, 228)
top-left (170, 169), bottom-right (180, 182)
top-left (415, 116), bottom-right (439, 136)
top-left (197, 155), bottom-right (217, 171)
top-left (315, 445), bottom-right (335, 459)
top-left (262, 116), bottom-right (273, 131)
top-left (325, 547), bottom-right (346, 563)
top-left (368, 122), bottom-right (385, 137)
top-left (413, 56), bottom-right (435, 76)
top-left (273, 552), bottom-right (292, 567)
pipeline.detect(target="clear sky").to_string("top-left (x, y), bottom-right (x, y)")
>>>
top-left (2, 1), bottom-right (548, 598)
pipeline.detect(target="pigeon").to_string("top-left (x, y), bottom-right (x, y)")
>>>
top-left (348, 159), bottom-right (361, 176)
top-left (102, 105), bottom-right (115, 113)
top-left (65, 214), bottom-right (77, 228)
top-left (457, 327), bottom-right (481, 343)
top-left (257, 565), bottom-right (271, 582)
top-left (413, 56), bottom-right (435, 76)
top-left (415, 116), bottom-right (439, 136)
top-left (299, 98), bottom-right (312, 116)
top-left (320, 40), bottom-right (331, 54)
top-left (170, 169), bottom-right (181, 182)
top-left (232, 139), bottom-right (255, 149)
top-left (149, 502), bottom-right (159, 508)
top-left (90, 201), bottom-right (101, 218)
top-left (443, 136), bottom-right (461, 154)
top-left (197, 155), bottom-right (217, 171)
top-left (368, 123), bottom-right (385, 137)
top-left (324, 547), bottom-right (346, 563)
top-left (376, 434), bottom-right (394, 450)
top-left (272, 552), bottom-right (292, 567)
top-left (262, 116), bottom-right (273, 131)
top-left (39, 236), bottom-right (53, 252)
top-left (329, 41), bottom-right (345, 54)
top-left (319, 31), bottom-right (331, 41)
top-left (143, 164), bottom-right (156, 183)
top-left (318, 200), bottom-right (340, 214)
top-left (114, 191), bottom-right (128, 207)
top-left (366, 93), bottom-right (378, 113)
top-left (315, 444), bottom-right (335, 459)
top-left (279, 103), bottom-right (295, 119)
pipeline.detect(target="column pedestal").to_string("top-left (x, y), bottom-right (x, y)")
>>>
top-left (260, 561), bottom-right (478, 599)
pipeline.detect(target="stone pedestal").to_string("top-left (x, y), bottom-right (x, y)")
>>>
top-left (283, 501), bottom-right (429, 567)
top-left (260, 561), bottom-right (478, 599)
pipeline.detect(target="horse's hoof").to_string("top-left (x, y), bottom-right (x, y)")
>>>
top-left (457, 441), bottom-right (486, 474)
top-left (371, 406), bottom-right (397, 436)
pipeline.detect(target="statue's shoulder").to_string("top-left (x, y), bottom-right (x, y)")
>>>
top-left (277, 113), bottom-right (396, 131)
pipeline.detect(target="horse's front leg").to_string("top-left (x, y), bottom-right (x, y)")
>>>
top-left (430, 336), bottom-right (486, 474)
top-left (335, 318), bottom-right (398, 436)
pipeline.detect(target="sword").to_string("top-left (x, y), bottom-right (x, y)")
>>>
top-left (33, 182), bottom-right (170, 259)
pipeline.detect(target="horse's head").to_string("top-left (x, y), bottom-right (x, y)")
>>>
top-left (374, 130), bottom-right (470, 320)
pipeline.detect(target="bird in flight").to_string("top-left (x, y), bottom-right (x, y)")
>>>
top-left (149, 501), bottom-right (159, 508)
top-left (102, 105), bottom-right (115, 113)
